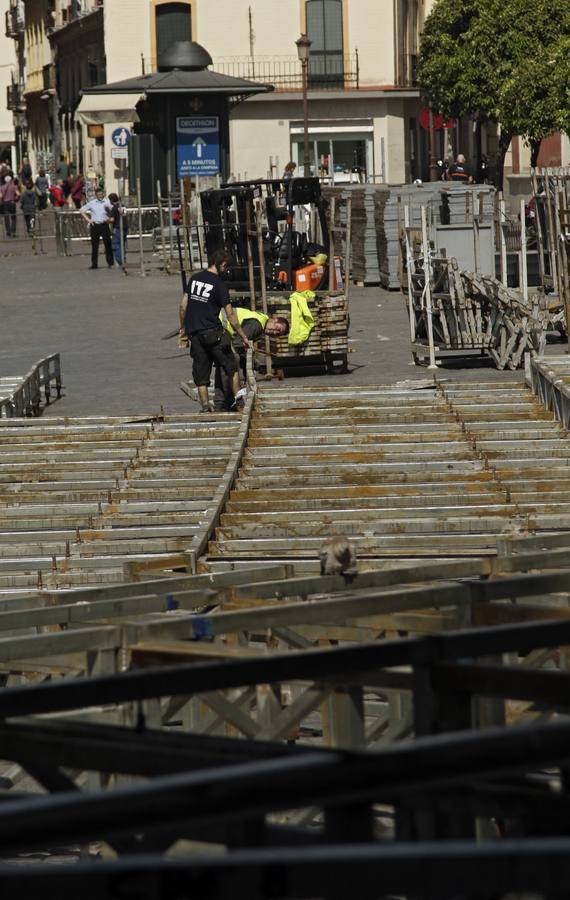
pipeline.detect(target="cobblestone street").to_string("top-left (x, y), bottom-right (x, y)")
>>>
top-left (1, 252), bottom-right (535, 417)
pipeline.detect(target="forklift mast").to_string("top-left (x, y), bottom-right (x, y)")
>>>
top-left (200, 177), bottom-right (330, 292)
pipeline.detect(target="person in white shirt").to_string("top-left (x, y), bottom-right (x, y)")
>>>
top-left (81, 188), bottom-right (113, 269)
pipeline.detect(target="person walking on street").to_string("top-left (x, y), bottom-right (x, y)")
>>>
top-left (179, 250), bottom-right (253, 413)
top-left (35, 167), bottom-right (50, 210)
top-left (48, 180), bottom-right (66, 208)
top-left (0, 175), bottom-right (19, 237)
top-left (19, 181), bottom-right (38, 234)
top-left (80, 188), bottom-right (113, 269)
top-left (70, 174), bottom-right (84, 209)
top-left (55, 155), bottom-right (69, 182)
top-left (0, 159), bottom-right (11, 186)
top-left (19, 157), bottom-right (32, 184)
top-left (107, 193), bottom-right (128, 265)
top-left (62, 174), bottom-right (73, 205)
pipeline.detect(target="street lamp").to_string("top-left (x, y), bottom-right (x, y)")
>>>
top-left (296, 33), bottom-right (311, 176)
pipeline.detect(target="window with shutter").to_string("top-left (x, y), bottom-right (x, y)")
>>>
top-left (306, 0), bottom-right (344, 87)
top-left (156, 2), bottom-right (192, 62)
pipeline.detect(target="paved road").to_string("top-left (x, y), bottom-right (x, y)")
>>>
top-left (1, 253), bottom-right (561, 417)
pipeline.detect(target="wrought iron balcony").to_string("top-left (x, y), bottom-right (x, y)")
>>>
top-left (5, 6), bottom-right (24, 40)
top-left (42, 64), bottom-right (55, 96)
top-left (6, 80), bottom-right (25, 112)
top-left (212, 53), bottom-right (360, 90)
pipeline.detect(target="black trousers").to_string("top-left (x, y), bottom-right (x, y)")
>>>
top-left (190, 330), bottom-right (238, 387)
top-left (90, 223), bottom-right (113, 267)
top-left (214, 320), bottom-right (262, 409)
top-left (3, 201), bottom-right (16, 237)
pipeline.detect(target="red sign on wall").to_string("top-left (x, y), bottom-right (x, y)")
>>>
top-left (418, 108), bottom-right (456, 131)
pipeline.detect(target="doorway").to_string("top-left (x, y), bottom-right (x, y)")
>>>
top-left (292, 131), bottom-right (373, 183)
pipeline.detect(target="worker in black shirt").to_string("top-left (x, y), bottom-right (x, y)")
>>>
top-left (447, 153), bottom-right (474, 184)
top-left (179, 249), bottom-right (253, 413)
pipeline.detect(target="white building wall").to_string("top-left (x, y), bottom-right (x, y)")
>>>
top-left (95, 0), bottom-right (420, 193)
top-left (0, 23), bottom-right (16, 162)
top-left (384, 100), bottom-right (407, 183)
top-left (104, 0), bottom-right (151, 81)
top-left (348, 0), bottom-right (396, 85)
top-left (200, 0), bottom-right (301, 61)
top-left (231, 92), bottom-right (405, 183)
top-left (230, 108), bottom-right (290, 180)
top-left (102, 0), bottom-right (152, 195)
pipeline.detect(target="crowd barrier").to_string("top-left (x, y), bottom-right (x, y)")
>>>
top-left (0, 353), bottom-right (62, 418)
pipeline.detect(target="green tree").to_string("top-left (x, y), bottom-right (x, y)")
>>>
top-left (418, 0), bottom-right (570, 185)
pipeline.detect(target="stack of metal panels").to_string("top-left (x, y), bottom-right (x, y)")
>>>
top-left (441, 186), bottom-right (495, 225)
top-left (324, 185), bottom-right (389, 285)
top-left (325, 184), bottom-right (496, 289)
top-left (206, 380), bottom-right (570, 566)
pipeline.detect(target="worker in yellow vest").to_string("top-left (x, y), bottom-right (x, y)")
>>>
top-left (214, 307), bottom-right (289, 410)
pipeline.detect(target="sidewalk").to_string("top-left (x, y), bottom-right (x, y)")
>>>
top-left (1, 254), bottom-right (554, 417)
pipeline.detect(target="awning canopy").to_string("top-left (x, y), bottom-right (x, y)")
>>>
top-left (80, 69), bottom-right (273, 99)
top-left (75, 92), bottom-right (145, 125)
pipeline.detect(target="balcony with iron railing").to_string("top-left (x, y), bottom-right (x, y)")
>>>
top-left (42, 63), bottom-right (56, 95)
top-left (5, 6), bottom-right (24, 40)
top-left (214, 53), bottom-right (359, 90)
top-left (59, 0), bottom-right (103, 29)
top-left (142, 52), bottom-right (360, 90)
top-left (6, 79), bottom-right (26, 112)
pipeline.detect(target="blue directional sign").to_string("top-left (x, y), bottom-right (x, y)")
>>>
top-left (176, 116), bottom-right (220, 177)
top-left (111, 127), bottom-right (130, 147)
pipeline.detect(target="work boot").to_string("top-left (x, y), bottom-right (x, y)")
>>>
top-left (230, 396), bottom-right (245, 412)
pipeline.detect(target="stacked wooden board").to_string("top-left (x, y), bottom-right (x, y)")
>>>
top-left (264, 291), bottom-right (349, 373)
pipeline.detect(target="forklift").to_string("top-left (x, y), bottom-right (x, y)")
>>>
top-left (199, 176), bottom-right (332, 292)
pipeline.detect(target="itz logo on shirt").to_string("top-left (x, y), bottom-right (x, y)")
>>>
top-left (190, 280), bottom-right (213, 302)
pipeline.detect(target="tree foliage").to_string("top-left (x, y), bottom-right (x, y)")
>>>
top-left (418, 0), bottom-right (570, 170)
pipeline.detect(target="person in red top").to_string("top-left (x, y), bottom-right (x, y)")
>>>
top-left (49, 180), bottom-right (66, 208)
top-left (70, 175), bottom-right (84, 209)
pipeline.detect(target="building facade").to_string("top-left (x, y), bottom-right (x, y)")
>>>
top-left (95, 0), bottom-right (435, 193)
top-left (21, 0), bottom-right (55, 172)
top-left (51, 0), bottom-right (106, 177)
top-left (3, 0), bottom-right (23, 167)
top-left (6, 0), bottom-right (566, 193)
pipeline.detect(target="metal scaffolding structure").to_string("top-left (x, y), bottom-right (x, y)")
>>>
top-left (1, 356), bottom-right (570, 892)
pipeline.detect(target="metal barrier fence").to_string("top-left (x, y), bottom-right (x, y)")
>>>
top-left (0, 207), bottom-right (57, 254)
top-left (0, 352), bottom-right (62, 418)
top-left (57, 207), bottom-right (161, 255)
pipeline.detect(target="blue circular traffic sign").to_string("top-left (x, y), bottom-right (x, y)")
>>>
top-left (111, 128), bottom-right (131, 147)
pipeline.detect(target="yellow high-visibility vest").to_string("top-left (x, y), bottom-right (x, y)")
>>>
top-left (288, 291), bottom-right (315, 345)
top-left (219, 307), bottom-right (269, 335)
